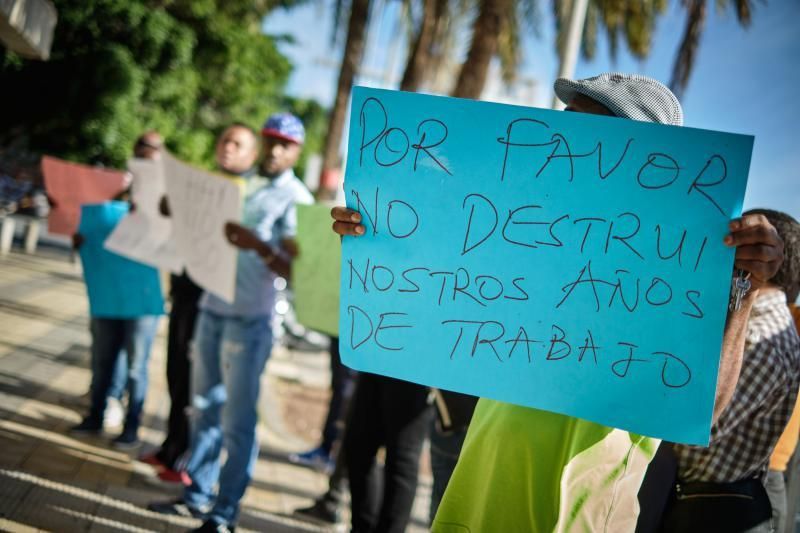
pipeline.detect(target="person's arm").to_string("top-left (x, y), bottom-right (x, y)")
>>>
top-left (712, 213), bottom-right (784, 422)
top-left (223, 221), bottom-right (291, 278)
top-left (72, 233), bottom-right (84, 250)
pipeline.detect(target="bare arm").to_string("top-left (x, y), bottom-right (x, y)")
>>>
top-left (713, 214), bottom-right (784, 422)
top-left (223, 222), bottom-right (292, 279)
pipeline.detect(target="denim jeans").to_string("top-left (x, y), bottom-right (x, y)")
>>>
top-left (184, 310), bottom-right (273, 526)
top-left (89, 319), bottom-right (128, 401)
top-left (88, 316), bottom-right (159, 433)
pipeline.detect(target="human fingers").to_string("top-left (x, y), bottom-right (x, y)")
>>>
top-left (724, 214), bottom-right (780, 246)
top-left (333, 220), bottom-right (365, 236)
top-left (331, 206), bottom-right (362, 224)
top-left (726, 215), bottom-right (784, 287)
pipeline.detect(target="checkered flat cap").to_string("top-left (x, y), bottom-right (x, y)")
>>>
top-left (554, 72), bottom-right (683, 126)
top-left (262, 112), bottom-right (305, 144)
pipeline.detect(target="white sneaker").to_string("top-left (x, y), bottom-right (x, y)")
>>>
top-left (104, 397), bottom-right (124, 429)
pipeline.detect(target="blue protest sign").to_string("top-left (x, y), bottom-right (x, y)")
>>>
top-left (79, 202), bottom-right (164, 318)
top-left (339, 87), bottom-right (752, 445)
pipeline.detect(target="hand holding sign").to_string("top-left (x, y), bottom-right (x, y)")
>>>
top-left (725, 214), bottom-right (784, 290)
top-left (332, 206), bottom-right (366, 236)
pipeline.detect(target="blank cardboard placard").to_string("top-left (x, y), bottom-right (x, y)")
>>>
top-left (294, 204), bottom-right (341, 336)
top-left (42, 156), bottom-right (129, 236)
top-left (162, 154), bottom-right (240, 303)
top-left (104, 158), bottom-right (182, 272)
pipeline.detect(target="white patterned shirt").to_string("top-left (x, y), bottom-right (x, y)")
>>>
top-left (673, 290), bottom-right (800, 482)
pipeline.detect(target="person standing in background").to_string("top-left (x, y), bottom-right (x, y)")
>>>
top-left (149, 115), bottom-right (313, 533)
top-left (140, 124), bottom-right (260, 483)
top-left (70, 132), bottom-right (164, 449)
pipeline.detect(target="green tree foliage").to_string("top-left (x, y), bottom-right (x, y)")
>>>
top-left (0, 0), bottom-right (315, 170)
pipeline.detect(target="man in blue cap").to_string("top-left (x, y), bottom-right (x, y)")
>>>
top-left (150, 114), bottom-right (313, 533)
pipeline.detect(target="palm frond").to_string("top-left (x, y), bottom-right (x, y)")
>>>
top-left (581, 0), bottom-right (598, 60)
top-left (670, 0), bottom-right (707, 98)
top-left (497, 8), bottom-right (521, 84)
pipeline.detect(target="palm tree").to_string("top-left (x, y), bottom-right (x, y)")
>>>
top-left (670, 0), bottom-right (752, 98)
top-left (553, 0), bottom-right (667, 66)
top-left (451, 0), bottom-right (539, 99)
top-left (399, 0), bottom-right (442, 91)
top-left (319, 0), bottom-right (371, 196)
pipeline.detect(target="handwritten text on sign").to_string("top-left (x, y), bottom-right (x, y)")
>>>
top-left (339, 87), bottom-right (752, 445)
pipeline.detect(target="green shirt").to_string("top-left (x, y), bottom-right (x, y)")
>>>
top-left (432, 399), bottom-right (659, 533)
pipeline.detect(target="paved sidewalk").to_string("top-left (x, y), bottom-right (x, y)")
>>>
top-left (0, 246), bottom-right (431, 532)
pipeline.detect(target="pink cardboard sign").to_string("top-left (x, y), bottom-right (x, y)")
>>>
top-left (41, 156), bottom-right (129, 235)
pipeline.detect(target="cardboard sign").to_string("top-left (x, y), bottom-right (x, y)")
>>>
top-left (339, 87), bottom-right (752, 445)
top-left (78, 202), bottom-right (164, 318)
top-left (41, 156), bottom-right (129, 235)
top-left (162, 154), bottom-right (240, 303)
top-left (294, 204), bottom-right (341, 336)
top-left (103, 158), bottom-right (182, 272)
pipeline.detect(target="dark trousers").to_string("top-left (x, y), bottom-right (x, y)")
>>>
top-left (157, 273), bottom-right (202, 468)
top-left (320, 338), bottom-right (357, 455)
top-left (344, 372), bottom-right (432, 533)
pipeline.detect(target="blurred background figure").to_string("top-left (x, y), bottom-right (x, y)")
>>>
top-left (69, 132), bottom-right (165, 449)
top-left (140, 125), bottom-right (258, 484)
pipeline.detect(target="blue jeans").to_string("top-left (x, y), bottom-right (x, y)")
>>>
top-left (184, 310), bottom-right (273, 526)
top-left (88, 316), bottom-right (159, 433)
top-left (89, 322), bottom-right (128, 401)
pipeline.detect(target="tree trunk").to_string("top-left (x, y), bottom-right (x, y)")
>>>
top-left (399, 0), bottom-right (438, 92)
top-left (319, 0), bottom-right (371, 195)
top-left (451, 0), bottom-right (507, 99)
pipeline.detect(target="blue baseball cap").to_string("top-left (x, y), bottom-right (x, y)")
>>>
top-left (261, 112), bottom-right (305, 144)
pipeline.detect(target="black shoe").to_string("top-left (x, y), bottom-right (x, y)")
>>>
top-left (294, 498), bottom-right (343, 525)
top-left (190, 519), bottom-right (235, 533)
top-left (111, 428), bottom-right (140, 450)
top-left (147, 498), bottom-right (209, 519)
top-left (70, 418), bottom-right (103, 436)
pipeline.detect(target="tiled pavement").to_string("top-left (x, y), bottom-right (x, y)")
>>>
top-left (0, 245), bottom-right (431, 532)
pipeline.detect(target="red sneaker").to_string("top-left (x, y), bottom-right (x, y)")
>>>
top-left (157, 467), bottom-right (192, 486)
top-left (139, 453), bottom-right (165, 468)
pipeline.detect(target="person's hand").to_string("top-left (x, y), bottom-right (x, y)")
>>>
top-left (281, 237), bottom-right (299, 258)
top-left (72, 233), bottom-right (84, 250)
top-left (331, 206), bottom-right (365, 236)
top-left (724, 213), bottom-right (784, 290)
top-left (159, 195), bottom-right (171, 217)
top-left (224, 222), bottom-right (262, 251)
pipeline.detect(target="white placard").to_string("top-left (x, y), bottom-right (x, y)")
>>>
top-left (104, 158), bottom-right (183, 272)
top-left (161, 154), bottom-right (241, 303)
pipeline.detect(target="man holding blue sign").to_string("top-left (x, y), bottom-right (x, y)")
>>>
top-left (331, 73), bottom-right (786, 531)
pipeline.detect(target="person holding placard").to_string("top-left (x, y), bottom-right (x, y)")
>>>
top-left (140, 124), bottom-right (260, 484)
top-left (70, 132), bottom-right (164, 449)
top-left (331, 73), bottom-right (787, 532)
top-left (661, 209), bottom-right (800, 533)
top-left (148, 115), bottom-right (313, 533)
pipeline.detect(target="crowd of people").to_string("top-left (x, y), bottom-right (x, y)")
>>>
top-left (64, 72), bottom-right (800, 533)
